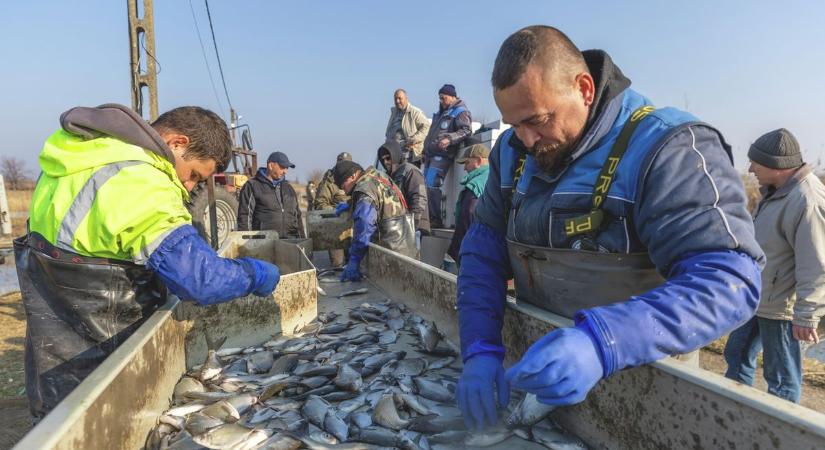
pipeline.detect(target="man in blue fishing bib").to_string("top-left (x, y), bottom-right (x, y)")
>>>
top-left (455, 25), bottom-right (765, 430)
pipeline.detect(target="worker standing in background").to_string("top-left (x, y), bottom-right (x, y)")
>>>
top-left (455, 26), bottom-right (764, 430)
top-left (377, 139), bottom-right (430, 238)
top-left (422, 84), bottom-right (473, 228)
top-left (446, 143), bottom-right (489, 268)
top-left (15, 104), bottom-right (280, 418)
top-left (237, 151), bottom-right (305, 238)
top-left (306, 180), bottom-right (316, 211)
top-left (724, 128), bottom-right (825, 403)
top-left (332, 160), bottom-right (416, 281)
top-left (385, 89), bottom-right (431, 166)
top-left (315, 152), bottom-right (353, 267)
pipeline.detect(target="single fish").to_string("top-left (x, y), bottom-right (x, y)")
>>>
top-left (378, 330), bottom-right (397, 345)
top-left (256, 433), bottom-right (302, 450)
top-left (247, 350), bottom-right (275, 373)
top-left (427, 356), bottom-right (455, 371)
top-left (463, 425), bottom-right (512, 447)
top-left (302, 395), bottom-right (332, 427)
top-left (216, 347), bottom-right (244, 357)
top-left (335, 364), bottom-right (363, 392)
top-left (166, 402), bottom-right (208, 417)
top-left (324, 410), bottom-right (350, 442)
top-left (394, 393), bottom-right (431, 415)
top-left (322, 390), bottom-right (362, 402)
top-left (350, 411), bottom-right (373, 429)
top-left (415, 321), bottom-right (441, 353)
top-left (530, 423), bottom-right (589, 450)
top-left (507, 393), bottom-right (557, 427)
top-left (225, 393), bottom-right (257, 416)
top-left (319, 322), bottom-right (355, 334)
top-left (184, 412), bottom-right (225, 436)
top-left (413, 378), bottom-right (454, 403)
top-left (269, 355), bottom-right (300, 375)
top-left (199, 335), bottom-right (227, 382)
top-left (387, 318), bottom-right (405, 331)
top-left (317, 312), bottom-right (340, 324)
top-left (308, 423), bottom-right (339, 445)
top-left (191, 422), bottom-right (256, 449)
top-left (300, 375), bottom-right (332, 390)
top-left (317, 286), bottom-right (328, 297)
top-left (427, 430), bottom-right (467, 444)
top-left (173, 377), bottom-right (205, 403)
top-left (355, 426), bottom-right (400, 447)
top-left (159, 414), bottom-right (185, 431)
top-left (338, 287), bottom-right (370, 298)
top-left (372, 395), bottom-right (409, 430)
top-left (200, 400), bottom-right (241, 423)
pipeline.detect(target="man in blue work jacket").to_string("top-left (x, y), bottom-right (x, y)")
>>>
top-left (455, 25), bottom-right (765, 430)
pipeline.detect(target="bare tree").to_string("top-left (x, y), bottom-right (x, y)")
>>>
top-left (1, 156), bottom-right (33, 190)
top-left (307, 168), bottom-right (326, 185)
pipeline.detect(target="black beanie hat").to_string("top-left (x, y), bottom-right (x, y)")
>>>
top-left (332, 160), bottom-right (363, 187)
top-left (748, 128), bottom-right (803, 169)
top-left (438, 84), bottom-right (457, 97)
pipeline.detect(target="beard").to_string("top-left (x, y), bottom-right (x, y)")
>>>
top-left (531, 142), bottom-right (574, 173)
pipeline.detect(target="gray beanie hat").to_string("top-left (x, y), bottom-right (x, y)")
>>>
top-left (748, 128), bottom-right (802, 169)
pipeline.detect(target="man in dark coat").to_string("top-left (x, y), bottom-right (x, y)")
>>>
top-left (378, 140), bottom-right (430, 235)
top-left (237, 151), bottom-right (305, 238)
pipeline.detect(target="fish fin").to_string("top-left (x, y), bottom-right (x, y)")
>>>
top-left (205, 333), bottom-right (227, 351)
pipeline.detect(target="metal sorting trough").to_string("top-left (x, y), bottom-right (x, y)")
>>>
top-left (365, 244), bottom-right (825, 450)
top-left (13, 231), bottom-right (317, 450)
top-left (13, 235), bottom-right (825, 449)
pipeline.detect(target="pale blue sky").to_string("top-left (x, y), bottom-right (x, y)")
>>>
top-left (2, 1), bottom-right (824, 181)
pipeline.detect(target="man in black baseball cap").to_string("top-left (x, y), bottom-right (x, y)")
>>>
top-left (237, 150), bottom-right (305, 238)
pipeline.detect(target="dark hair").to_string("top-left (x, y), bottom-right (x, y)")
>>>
top-left (492, 25), bottom-right (586, 91)
top-left (151, 106), bottom-right (232, 172)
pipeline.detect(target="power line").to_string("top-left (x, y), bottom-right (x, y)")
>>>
top-left (188, 0), bottom-right (225, 117)
top-left (203, 0), bottom-right (233, 112)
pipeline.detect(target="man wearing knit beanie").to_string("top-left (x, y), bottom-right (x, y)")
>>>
top-left (724, 128), bottom-right (825, 403)
top-left (422, 83), bottom-right (473, 228)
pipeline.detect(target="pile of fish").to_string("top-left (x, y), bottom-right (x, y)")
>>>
top-left (148, 299), bottom-right (588, 449)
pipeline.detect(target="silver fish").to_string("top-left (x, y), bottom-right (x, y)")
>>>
top-left (191, 422), bottom-right (256, 449)
top-left (324, 410), bottom-right (350, 442)
top-left (351, 411), bottom-right (373, 429)
top-left (463, 425), bottom-right (512, 447)
top-left (184, 412), bottom-right (225, 436)
top-left (372, 395), bottom-right (409, 430)
top-left (507, 393), bottom-right (556, 427)
top-left (302, 395), bottom-right (331, 427)
top-left (338, 287), bottom-right (370, 298)
top-left (247, 350), bottom-right (275, 373)
top-left (530, 423), bottom-right (589, 449)
top-left (199, 335), bottom-right (227, 382)
top-left (415, 321), bottom-right (441, 353)
top-left (256, 433), bottom-right (302, 450)
top-left (413, 378), bottom-right (453, 403)
top-left (173, 377), bottom-right (205, 403)
top-left (335, 363), bottom-right (363, 392)
top-left (200, 400), bottom-right (240, 423)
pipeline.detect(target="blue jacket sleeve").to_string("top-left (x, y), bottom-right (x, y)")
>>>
top-left (146, 224), bottom-right (278, 306)
top-left (575, 249), bottom-right (761, 377)
top-left (349, 200), bottom-right (378, 264)
top-left (457, 221), bottom-right (510, 362)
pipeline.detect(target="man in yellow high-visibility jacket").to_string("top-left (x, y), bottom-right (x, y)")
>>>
top-left (15, 104), bottom-right (280, 417)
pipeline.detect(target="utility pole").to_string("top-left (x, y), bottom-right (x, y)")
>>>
top-left (128, 0), bottom-right (159, 121)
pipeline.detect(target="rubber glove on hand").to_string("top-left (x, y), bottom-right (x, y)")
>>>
top-left (334, 202), bottom-right (350, 216)
top-left (505, 324), bottom-right (604, 406)
top-left (240, 257), bottom-right (280, 297)
top-left (456, 354), bottom-right (510, 430)
top-left (340, 259), bottom-right (363, 282)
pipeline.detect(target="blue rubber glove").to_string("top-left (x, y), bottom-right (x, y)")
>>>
top-left (340, 259), bottom-right (363, 282)
top-left (334, 202), bottom-right (350, 216)
top-left (240, 257), bottom-right (281, 297)
top-left (505, 324), bottom-right (603, 406)
top-left (456, 354), bottom-right (510, 430)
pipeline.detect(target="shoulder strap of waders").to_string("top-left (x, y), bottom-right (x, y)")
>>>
top-left (374, 173), bottom-right (409, 210)
top-left (564, 105), bottom-right (656, 238)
